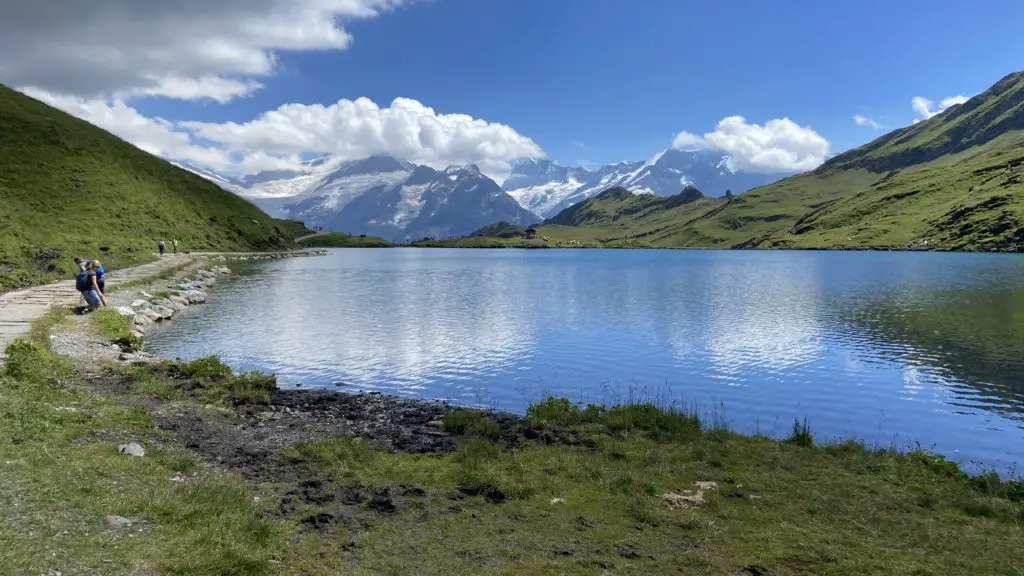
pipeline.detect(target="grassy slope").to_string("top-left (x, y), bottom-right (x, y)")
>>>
top-left (467, 72), bottom-right (1024, 251)
top-left (0, 85), bottom-right (310, 290)
top-left (299, 233), bottom-right (393, 248)
top-left (2, 311), bottom-right (1023, 574)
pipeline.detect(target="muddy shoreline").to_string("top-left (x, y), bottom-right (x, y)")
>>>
top-left (85, 362), bottom-right (538, 482)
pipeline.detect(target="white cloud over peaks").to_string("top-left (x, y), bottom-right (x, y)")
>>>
top-left (853, 114), bottom-right (883, 129)
top-left (22, 89), bottom-right (303, 174)
top-left (0, 0), bottom-right (404, 101)
top-left (912, 95), bottom-right (970, 123)
top-left (180, 97), bottom-right (545, 178)
top-left (24, 88), bottom-right (544, 180)
top-left (673, 116), bottom-right (830, 173)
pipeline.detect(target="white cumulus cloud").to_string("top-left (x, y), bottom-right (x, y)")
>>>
top-left (23, 88), bottom-right (544, 180)
top-left (912, 94), bottom-right (969, 123)
top-left (0, 0), bottom-right (405, 101)
top-left (853, 114), bottom-right (883, 129)
top-left (21, 89), bottom-right (302, 174)
top-left (673, 116), bottom-right (830, 173)
top-left (181, 97), bottom-right (545, 179)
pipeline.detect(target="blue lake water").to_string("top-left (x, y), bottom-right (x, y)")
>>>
top-left (146, 248), bottom-right (1024, 471)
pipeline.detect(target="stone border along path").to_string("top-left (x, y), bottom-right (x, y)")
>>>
top-left (0, 250), bottom-right (327, 359)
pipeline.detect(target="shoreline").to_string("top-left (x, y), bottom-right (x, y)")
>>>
top-left (3, 254), bottom-right (1024, 574)
top-left (306, 237), bottom-right (1023, 254)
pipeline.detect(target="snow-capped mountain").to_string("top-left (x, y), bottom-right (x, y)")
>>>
top-left (177, 154), bottom-right (539, 242)
top-left (504, 148), bottom-right (788, 218)
top-left (170, 160), bottom-right (248, 193)
top-left (299, 163), bottom-right (539, 241)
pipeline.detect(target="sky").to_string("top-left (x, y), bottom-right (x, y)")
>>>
top-left (2, 0), bottom-right (1023, 182)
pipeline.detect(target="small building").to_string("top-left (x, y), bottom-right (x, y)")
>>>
top-left (523, 228), bottom-right (537, 240)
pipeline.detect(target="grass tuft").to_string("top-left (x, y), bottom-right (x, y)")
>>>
top-left (787, 417), bottom-right (814, 447)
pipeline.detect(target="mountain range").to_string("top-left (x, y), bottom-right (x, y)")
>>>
top-left (467, 71), bottom-right (1024, 252)
top-left (181, 155), bottom-right (537, 242)
top-left (503, 148), bottom-right (786, 217)
top-left (176, 146), bottom-right (787, 241)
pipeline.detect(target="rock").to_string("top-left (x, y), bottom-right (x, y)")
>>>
top-left (426, 420), bottom-right (444, 428)
top-left (132, 314), bottom-right (152, 327)
top-left (104, 515), bottom-right (135, 528)
top-left (130, 299), bottom-right (151, 309)
top-left (169, 294), bottom-right (189, 306)
top-left (694, 481), bottom-right (718, 491)
top-left (142, 309), bottom-right (161, 322)
top-left (662, 490), bottom-right (704, 509)
top-left (115, 306), bottom-right (135, 317)
top-left (139, 291), bottom-right (154, 299)
top-left (118, 443), bottom-right (145, 457)
top-left (130, 330), bottom-right (144, 339)
top-left (156, 299), bottom-right (186, 312)
top-left (151, 305), bottom-right (174, 319)
top-left (182, 290), bottom-right (206, 304)
top-left (550, 497), bottom-right (566, 505)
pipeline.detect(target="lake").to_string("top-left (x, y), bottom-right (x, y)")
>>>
top-left (146, 249), bottom-right (1024, 471)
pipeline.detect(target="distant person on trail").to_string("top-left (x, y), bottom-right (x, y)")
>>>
top-left (172, 239), bottom-right (178, 254)
top-left (74, 256), bottom-right (105, 294)
top-left (158, 239), bottom-right (166, 256)
top-left (76, 261), bottom-right (107, 312)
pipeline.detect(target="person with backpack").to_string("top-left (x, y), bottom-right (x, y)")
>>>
top-left (158, 239), bottom-right (166, 256)
top-left (76, 260), bottom-right (107, 311)
top-left (74, 256), bottom-right (105, 294)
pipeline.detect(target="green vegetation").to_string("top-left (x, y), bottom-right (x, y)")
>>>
top-left (470, 221), bottom-right (530, 238)
top-left (0, 320), bottom-right (277, 574)
top-left (277, 401), bottom-right (1024, 575)
top-left (465, 72), bottom-right (1024, 252)
top-left (299, 232), bottom-right (393, 248)
top-left (129, 356), bottom-right (277, 407)
top-left (0, 85), bottom-right (311, 291)
top-left (411, 235), bottom-right (549, 248)
top-left (89, 308), bottom-right (142, 349)
top-left (4, 310), bottom-right (1024, 573)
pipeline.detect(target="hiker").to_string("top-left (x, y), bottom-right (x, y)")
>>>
top-left (172, 239), bottom-right (178, 254)
top-left (73, 256), bottom-right (105, 294)
top-left (158, 239), bottom-right (166, 256)
top-left (76, 260), bottom-right (107, 311)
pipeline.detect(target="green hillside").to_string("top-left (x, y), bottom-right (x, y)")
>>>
top-left (299, 232), bottom-right (392, 248)
top-left (475, 71), bottom-right (1024, 252)
top-left (0, 85), bottom-right (309, 290)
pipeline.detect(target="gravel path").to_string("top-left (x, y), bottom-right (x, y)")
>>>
top-left (0, 254), bottom-right (195, 356)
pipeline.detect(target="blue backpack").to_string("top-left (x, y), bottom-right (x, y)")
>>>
top-left (75, 271), bottom-right (91, 292)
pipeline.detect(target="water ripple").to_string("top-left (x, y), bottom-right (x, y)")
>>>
top-left (146, 249), bottom-right (1024, 472)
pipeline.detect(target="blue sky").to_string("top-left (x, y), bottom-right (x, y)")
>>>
top-left (5, 0), bottom-right (1024, 177)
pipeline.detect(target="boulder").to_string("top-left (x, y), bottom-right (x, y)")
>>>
top-left (142, 309), bottom-right (161, 322)
top-left (130, 299), bottom-right (151, 309)
top-left (182, 290), bottom-right (207, 304)
top-left (115, 306), bottom-right (135, 317)
top-left (133, 314), bottom-right (152, 327)
top-left (169, 294), bottom-right (189, 307)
